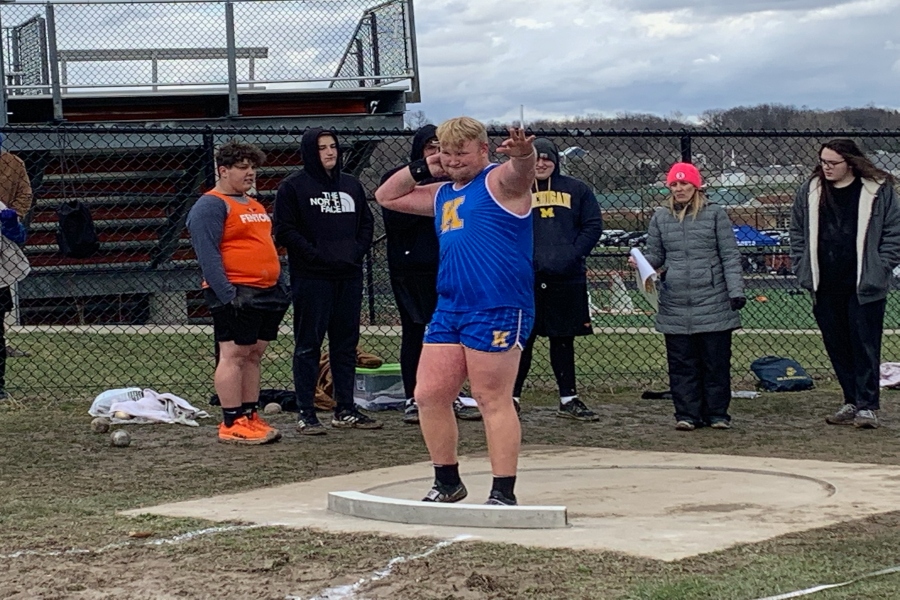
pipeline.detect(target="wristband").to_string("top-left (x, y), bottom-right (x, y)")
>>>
top-left (409, 158), bottom-right (431, 183)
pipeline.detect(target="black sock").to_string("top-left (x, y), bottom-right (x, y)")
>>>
top-left (242, 401), bottom-right (259, 417)
top-left (222, 407), bottom-right (243, 427)
top-left (434, 463), bottom-right (461, 487)
top-left (492, 476), bottom-right (516, 498)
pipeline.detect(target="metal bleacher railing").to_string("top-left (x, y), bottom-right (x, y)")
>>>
top-left (2, 125), bottom-right (900, 401)
top-left (0, 0), bottom-right (420, 122)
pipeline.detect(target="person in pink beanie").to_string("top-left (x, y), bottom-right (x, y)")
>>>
top-left (630, 162), bottom-right (745, 430)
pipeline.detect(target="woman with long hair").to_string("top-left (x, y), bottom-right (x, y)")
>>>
top-left (790, 138), bottom-right (900, 429)
top-left (632, 162), bottom-right (745, 430)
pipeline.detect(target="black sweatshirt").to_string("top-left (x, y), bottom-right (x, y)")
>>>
top-left (379, 124), bottom-right (444, 276)
top-left (273, 128), bottom-right (374, 280)
top-left (530, 139), bottom-right (604, 281)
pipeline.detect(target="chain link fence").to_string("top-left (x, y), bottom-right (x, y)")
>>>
top-left (2, 125), bottom-right (900, 401)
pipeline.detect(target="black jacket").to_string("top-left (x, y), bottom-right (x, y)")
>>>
top-left (273, 128), bottom-right (374, 280)
top-left (531, 141), bottom-right (603, 281)
top-left (379, 124), bottom-right (443, 276)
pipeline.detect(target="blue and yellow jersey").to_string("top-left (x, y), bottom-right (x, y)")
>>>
top-left (433, 164), bottom-right (534, 312)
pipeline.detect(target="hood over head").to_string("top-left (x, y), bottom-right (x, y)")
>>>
top-left (300, 127), bottom-right (342, 184)
top-left (409, 124), bottom-right (438, 162)
top-left (533, 138), bottom-right (559, 168)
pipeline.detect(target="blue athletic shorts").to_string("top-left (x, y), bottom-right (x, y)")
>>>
top-left (424, 307), bottom-right (534, 352)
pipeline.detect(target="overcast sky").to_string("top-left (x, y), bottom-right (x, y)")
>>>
top-left (411, 0), bottom-right (900, 124)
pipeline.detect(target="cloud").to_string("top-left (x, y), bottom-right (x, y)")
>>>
top-left (413, 1), bottom-right (900, 123)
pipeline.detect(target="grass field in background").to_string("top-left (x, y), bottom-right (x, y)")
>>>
top-left (9, 324), bottom-right (900, 400)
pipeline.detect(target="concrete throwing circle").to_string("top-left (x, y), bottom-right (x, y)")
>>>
top-left (361, 466), bottom-right (835, 519)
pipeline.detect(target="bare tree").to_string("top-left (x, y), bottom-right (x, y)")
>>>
top-left (404, 110), bottom-right (431, 129)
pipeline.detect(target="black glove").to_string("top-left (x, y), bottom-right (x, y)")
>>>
top-left (408, 158), bottom-right (432, 183)
top-left (730, 297), bottom-right (747, 311)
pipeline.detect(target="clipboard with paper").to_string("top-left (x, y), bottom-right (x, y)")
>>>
top-left (629, 248), bottom-right (658, 311)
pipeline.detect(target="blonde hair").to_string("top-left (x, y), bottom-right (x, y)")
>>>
top-left (436, 116), bottom-right (488, 149)
top-left (667, 189), bottom-right (707, 222)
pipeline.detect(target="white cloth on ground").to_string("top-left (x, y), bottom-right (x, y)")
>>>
top-left (89, 387), bottom-right (210, 426)
top-left (879, 363), bottom-right (900, 388)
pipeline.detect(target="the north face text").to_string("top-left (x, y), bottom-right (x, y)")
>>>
top-left (310, 192), bottom-right (356, 214)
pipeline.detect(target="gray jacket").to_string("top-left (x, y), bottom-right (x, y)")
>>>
top-left (790, 177), bottom-right (900, 304)
top-left (643, 203), bottom-right (743, 335)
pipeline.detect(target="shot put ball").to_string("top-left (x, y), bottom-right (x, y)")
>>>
top-left (110, 430), bottom-right (131, 447)
top-left (90, 417), bottom-right (110, 433)
top-left (113, 411), bottom-right (132, 419)
top-left (263, 403), bottom-right (282, 415)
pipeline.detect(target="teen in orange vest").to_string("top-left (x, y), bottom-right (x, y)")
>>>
top-left (187, 141), bottom-right (289, 444)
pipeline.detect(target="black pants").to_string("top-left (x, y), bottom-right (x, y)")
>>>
top-left (390, 273), bottom-right (438, 399)
top-left (813, 293), bottom-right (885, 411)
top-left (0, 312), bottom-right (6, 391)
top-left (513, 332), bottom-right (577, 398)
top-left (291, 276), bottom-right (363, 414)
top-left (664, 331), bottom-right (732, 425)
top-left (0, 286), bottom-right (11, 392)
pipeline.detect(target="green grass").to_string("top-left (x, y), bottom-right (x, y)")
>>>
top-left (8, 324), bottom-right (900, 399)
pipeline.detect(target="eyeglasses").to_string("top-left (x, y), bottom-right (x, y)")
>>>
top-left (819, 158), bottom-right (846, 168)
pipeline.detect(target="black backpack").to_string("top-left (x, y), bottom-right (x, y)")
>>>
top-left (56, 200), bottom-right (100, 258)
top-left (750, 356), bottom-right (815, 392)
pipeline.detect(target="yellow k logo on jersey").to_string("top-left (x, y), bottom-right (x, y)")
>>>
top-left (441, 197), bottom-right (464, 232)
top-left (539, 207), bottom-right (555, 218)
top-left (492, 330), bottom-right (510, 348)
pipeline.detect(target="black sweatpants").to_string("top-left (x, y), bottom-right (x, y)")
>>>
top-left (664, 330), bottom-right (732, 425)
top-left (390, 273), bottom-right (438, 399)
top-left (291, 276), bottom-right (363, 415)
top-left (813, 292), bottom-right (885, 411)
top-left (513, 332), bottom-right (577, 398)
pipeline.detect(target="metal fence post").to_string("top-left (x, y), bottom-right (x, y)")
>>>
top-left (680, 133), bottom-right (692, 163)
top-left (0, 7), bottom-right (7, 128)
top-left (225, 1), bottom-right (239, 117)
top-left (45, 3), bottom-right (63, 121)
top-left (202, 130), bottom-right (217, 188)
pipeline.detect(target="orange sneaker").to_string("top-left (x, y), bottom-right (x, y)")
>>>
top-left (218, 416), bottom-right (278, 445)
top-left (247, 411), bottom-right (282, 441)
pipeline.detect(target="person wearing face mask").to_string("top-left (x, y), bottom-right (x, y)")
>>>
top-left (512, 138), bottom-right (603, 420)
top-left (630, 162), bottom-right (745, 431)
top-left (790, 139), bottom-right (900, 430)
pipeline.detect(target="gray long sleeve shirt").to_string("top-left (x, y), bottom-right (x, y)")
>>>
top-left (186, 192), bottom-right (252, 305)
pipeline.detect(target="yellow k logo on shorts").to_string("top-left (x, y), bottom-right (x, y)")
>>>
top-left (491, 330), bottom-right (510, 348)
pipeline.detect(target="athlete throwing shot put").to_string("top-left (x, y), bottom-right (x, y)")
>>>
top-left (376, 117), bottom-right (535, 505)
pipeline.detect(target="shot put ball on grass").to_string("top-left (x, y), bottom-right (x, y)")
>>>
top-left (110, 430), bottom-right (131, 447)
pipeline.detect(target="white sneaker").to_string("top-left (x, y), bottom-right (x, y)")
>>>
top-left (853, 409), bottom-right (879, 429)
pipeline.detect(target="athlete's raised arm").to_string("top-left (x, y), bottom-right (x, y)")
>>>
top-left (488, 126), bottom-right (536, 215)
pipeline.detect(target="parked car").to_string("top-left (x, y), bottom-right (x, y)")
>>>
top-left (599, 229), bottom-right (627, 246)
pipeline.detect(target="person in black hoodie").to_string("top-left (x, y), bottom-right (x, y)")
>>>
top-left (273, 128), bottom-right (378, 434)
top-left (380, 125), bottom-right (481, 424)
top-left (513, 138), bottom-right (603, 421)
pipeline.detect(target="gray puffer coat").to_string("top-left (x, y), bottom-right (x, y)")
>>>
top-left (643, 203), bottom-right (744, 335)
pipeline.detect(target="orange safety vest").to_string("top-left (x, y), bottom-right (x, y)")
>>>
top-left (203, 189), bottom-right (280, 289)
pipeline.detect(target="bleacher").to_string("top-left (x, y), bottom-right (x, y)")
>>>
top-left (1, 0), bottom-right (416, 326)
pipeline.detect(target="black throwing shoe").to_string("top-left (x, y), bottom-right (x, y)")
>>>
top-left (453, 398), bottom-right (483, 421)
top-left (402, 399), bottom-right (420, 425)
top-left (556, 397), bottom-right (599, 421)
top-left (332, 407), bottom-right (383, 429)
top-left (296, 413), bottom-right (327, 436)
top-left (422, 481), bottom-right (468, 503)
top-left (485, 489), bottom-right (517, 506)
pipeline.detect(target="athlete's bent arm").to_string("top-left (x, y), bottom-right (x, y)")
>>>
top-left (490, 127), bottom-right (536, 215)
top-left (375, 158), bottom-right (442, 216)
